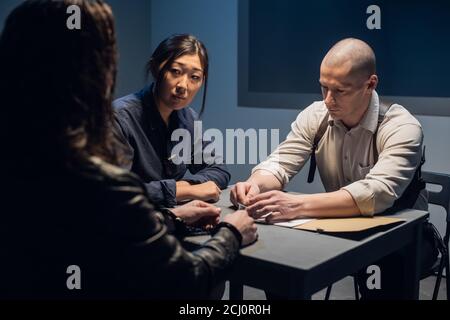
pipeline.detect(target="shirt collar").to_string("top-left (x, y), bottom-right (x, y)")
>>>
top-left (140, 83), bottom-right (181, 133)
top-left (359, 90), bottom-right (379, 134)
top-left (326, 90), bottom-right (379, 134)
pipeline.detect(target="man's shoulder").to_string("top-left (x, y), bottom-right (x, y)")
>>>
top-left (377, 103), bottom-right (423, 144)
top-left (383, 103), bottom-right (422, 129)
top-left (302, 100), bottom-right (327, 112)
top-left (293, 100), bottom-right (328, 129)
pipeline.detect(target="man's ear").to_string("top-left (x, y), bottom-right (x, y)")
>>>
top-left (367, 75), bottom-right (378, 91)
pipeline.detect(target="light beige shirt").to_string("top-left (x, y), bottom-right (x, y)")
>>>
top-left (253, 91), bottom-right (427, 216)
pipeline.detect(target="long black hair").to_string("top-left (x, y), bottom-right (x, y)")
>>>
top-left (0, 0), bottom-right (120, 174)
top-left (146, 34), bottom-right (209, 116)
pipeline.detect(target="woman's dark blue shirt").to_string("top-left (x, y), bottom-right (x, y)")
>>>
top-left (113, 84), bottom-right (230, 207)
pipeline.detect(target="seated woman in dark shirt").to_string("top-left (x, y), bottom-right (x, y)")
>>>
top-left (0, 0), bottom-right (257, 299)
top-left (113, 34), bottom-right (230, 207)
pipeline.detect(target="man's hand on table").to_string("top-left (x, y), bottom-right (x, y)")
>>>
top-left (230, 181), bottom-right (261, 207)
top-left (246, 191), bottom-right (304, 223)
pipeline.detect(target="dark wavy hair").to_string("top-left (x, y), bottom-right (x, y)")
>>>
top-left (0, 0), bottom-right (120, 174)
top-left (146, 34), bottom-right (209, 116)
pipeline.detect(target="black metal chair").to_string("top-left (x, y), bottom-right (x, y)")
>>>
top-left (324, 171), bottom-right (449, 300)
top-left (421, 171), bottom-right (449, 300)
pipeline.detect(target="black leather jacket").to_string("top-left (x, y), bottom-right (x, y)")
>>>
top-left (0, 157), bottom-right (240, 299)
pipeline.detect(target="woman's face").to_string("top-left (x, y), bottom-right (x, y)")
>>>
top-left (157, 53), bottom-right (204, 111)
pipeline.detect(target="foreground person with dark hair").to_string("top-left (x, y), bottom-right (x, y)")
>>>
top-left (0, 0), bottom-right (257, 299)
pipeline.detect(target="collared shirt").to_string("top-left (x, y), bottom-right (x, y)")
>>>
top-left (252, 91), bottom-right (427, 216)
top-left (113, 84), bottom-right (230, 207)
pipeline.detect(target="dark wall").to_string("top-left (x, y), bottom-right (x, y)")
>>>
top-left (0, 0), bottom-right (151, 98)
top-left (248, 0), bottom-right (450, 98)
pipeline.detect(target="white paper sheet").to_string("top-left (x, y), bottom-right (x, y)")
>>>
top-left (274, 219), bottom-right (314, 228)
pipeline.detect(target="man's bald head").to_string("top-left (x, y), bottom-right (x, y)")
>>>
top-left (322, 38), bottom-right (376, 81)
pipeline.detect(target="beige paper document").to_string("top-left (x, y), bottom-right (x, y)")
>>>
top-left (294, 217), bottom-right (404, 233)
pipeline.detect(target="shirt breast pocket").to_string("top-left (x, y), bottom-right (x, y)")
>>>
top-left (357, 163), bottom-right (373, 179)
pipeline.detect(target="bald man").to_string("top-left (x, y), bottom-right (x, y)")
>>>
top-left (231, 38), bottom-right (437, 299)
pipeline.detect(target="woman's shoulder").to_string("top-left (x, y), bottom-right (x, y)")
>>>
top-left (79, 156), bottom-right (144, 190)
top-left (113, 92), bottom-right (143, 115)
top-left (113, 85), bottom-right (152, 117)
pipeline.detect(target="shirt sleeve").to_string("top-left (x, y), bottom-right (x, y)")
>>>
top-left (113, 111), bottom-right (178, 207)
top-left (112, 112), bottom-right (134, 171)
top-left (341, 122), bottom-right (424, 216)
top-left (143, 179), bottom-right (177, 207)
top-left (186, 152), bottom-right (231, 189)
top-left (252, 102), bottom-right (322, 186)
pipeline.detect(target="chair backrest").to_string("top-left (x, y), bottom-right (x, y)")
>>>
top-left (422, 171), bottom-right (450, 243)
